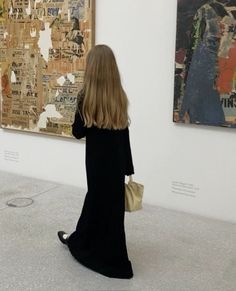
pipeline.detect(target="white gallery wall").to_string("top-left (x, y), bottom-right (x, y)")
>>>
top-left (1, 0), bottom-right (236, 223)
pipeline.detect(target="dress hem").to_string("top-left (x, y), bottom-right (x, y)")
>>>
top-left (67, 243), bottom-right (133, 279)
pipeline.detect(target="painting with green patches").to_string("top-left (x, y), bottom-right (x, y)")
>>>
top-left (174, 0), bottom-right (236, 128)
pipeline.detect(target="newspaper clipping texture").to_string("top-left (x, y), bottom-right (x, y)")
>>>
top-left (0, 0), bottom-right (94, 137)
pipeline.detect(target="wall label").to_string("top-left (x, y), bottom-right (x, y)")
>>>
top-left (4, 150), bottom-right (20, 163)
top-left (171, 181), bottom-right (199, 198)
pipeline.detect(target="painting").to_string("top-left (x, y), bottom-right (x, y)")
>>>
top-left (0, 0), bottom-right (95, 137)
top-left (173, 0), bottom-right (236, 128)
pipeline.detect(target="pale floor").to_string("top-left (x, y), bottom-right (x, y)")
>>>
top-left (0, 171), bottom-right (236, 291)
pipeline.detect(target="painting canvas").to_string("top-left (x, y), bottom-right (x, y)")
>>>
top-left (174, 0), bottom-right (236, 128)
top-left (0, 0), bottom-right (95, 137)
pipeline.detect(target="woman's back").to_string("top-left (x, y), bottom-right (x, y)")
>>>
top-left (59, 44), bottom-right (134, 279)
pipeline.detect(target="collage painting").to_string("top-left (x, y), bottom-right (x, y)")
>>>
top-left (0, 0), bottom-right (95, 137)
top-left (174, 0), bottom-right (236, 128)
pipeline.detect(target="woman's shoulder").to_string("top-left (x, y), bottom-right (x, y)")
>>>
top-left (77, 90), bottom-right (85, 107)
top-left (77, 89), bottom-right (85, 102)
top-left (77, 89), bottom-right (85, 99)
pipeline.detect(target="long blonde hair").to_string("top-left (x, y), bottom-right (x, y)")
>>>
top-left (80, 44), bottom-right (129, 130)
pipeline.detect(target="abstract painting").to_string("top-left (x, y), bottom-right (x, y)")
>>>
top-left (0, 0), bottom-right (95, 137)
top-left (174, 0), bottom-right (236, 128)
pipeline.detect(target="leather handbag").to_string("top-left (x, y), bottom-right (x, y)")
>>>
top-left (125, 176), bottom-right (144, 212)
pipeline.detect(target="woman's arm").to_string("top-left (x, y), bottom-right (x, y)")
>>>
top-left (72, 110), bottom-right (87, 139)
top-left (72, 91), bottom-right (87, 139)
top-left (125, 128), bottom-right (134, 176)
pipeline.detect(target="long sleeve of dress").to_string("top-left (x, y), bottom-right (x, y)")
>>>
top-left (72, 110), bottom-right (87, 139)
top-left (125, 128), bottom-right (134, 176)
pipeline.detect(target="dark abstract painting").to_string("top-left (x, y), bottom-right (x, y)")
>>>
top-left (174, 0), bottom-right (236, 127)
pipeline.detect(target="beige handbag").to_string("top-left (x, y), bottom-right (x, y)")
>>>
top-left (125, 176), bottom-right (144, 212)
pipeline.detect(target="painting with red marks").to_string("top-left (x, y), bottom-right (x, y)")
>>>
top-left (0, 0), bottom-right (95, 137)
top-left (174, 0), bottom-right (236, 128)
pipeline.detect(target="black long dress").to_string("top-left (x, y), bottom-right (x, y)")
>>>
top-left (67, 110), bottom-right (134, 279)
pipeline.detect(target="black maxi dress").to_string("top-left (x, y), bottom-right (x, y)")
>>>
top-left (67, 110), bottom-right (134, 279)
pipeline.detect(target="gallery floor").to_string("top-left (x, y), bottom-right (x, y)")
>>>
top-left (0, 171), bottom-right (235, 291)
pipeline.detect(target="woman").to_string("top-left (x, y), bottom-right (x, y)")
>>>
top-left (57, 45), bottom-right (134, 279)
